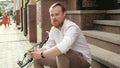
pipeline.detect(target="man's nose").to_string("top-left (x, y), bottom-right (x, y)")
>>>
top-left (52, 15), bottom-right (56, 19)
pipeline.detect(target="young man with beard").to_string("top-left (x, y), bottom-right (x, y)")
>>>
top-left (30, 2), bottom-right (91, 68)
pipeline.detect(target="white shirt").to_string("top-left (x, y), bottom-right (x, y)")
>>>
top-left (43, 19), bottom-right (91, 64)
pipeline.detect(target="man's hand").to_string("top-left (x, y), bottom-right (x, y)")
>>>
top-left (29, 48), bottom-right (42, 59)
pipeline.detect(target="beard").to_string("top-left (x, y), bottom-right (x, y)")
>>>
top-left (51, 21), bottom-right (59, 28)
top-left (51, 19), bottom-right (64, 28)
top-left (51, 19), bottom-right (60, 28)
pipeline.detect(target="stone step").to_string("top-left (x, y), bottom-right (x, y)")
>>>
top-left (83, 30), bottom-right (120, 54)
top-left (93, 20), bottom-right (120, 34)
top-left (83, 30), bottom-right (120, 45)
top-left (105, 10), bottom-right (120, 20)
top-left (93, 20), bottom-right (120, 27)
top-left (88, 44), bottom-right (120, 68)
top-left (106, 9), bottom-right (120, 14)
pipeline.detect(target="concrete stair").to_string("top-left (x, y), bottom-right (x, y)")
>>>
top-left (83, 19), bottom-right (120, 68)
top-left (88, 44), bottom-right (120, 68)
top-left (83, 30), bottom-right (120, 54)
top-left (93, 20), bottom-right (120, 27)
top-left (93, 20), bottom-right (120, 34)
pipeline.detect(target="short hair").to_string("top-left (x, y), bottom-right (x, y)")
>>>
top-left (49, 2), bottom-right (66, 13)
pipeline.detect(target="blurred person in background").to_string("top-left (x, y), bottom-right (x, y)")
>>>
top-left (9, 14), bottom-right (14, 25)
top-left (2, 13), bottom-right (9, 28)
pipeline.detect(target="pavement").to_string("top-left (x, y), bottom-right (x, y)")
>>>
top-left (0, 23), bottom-right (34, 68)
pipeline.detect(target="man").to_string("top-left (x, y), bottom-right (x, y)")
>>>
top-left (30, 2), bottom-right (91, 68)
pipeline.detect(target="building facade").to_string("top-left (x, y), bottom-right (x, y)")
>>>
top-left (13, 0), bottom-right (120, 67)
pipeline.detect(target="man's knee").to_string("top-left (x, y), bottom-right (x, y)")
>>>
top-left (34, 59), bottom-right (43, 68)
top-left (56, 54), bottom-right (70, 68)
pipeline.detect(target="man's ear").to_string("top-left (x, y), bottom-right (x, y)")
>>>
top-left (63, 11), bottom-right (66, 17)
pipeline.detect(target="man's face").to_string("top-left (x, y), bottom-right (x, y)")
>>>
top-left (49, 6), bottom-right (66, 28)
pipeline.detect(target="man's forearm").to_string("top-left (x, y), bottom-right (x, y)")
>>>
top-left (40, 47), bottom-right (47, 51)
top-left (43, 46), bottom-right (62, 58)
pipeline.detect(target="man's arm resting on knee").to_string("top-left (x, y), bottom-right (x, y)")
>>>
top-left (43, 46), bottom-right (62, 58)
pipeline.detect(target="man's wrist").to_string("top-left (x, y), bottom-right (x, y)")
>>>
top-left (41, 51), bottom-right (45, 58)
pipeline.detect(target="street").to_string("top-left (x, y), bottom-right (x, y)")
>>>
top-left (0, 23), bottom-right (33, 68)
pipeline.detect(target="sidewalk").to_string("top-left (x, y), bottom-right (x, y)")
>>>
top-left (0, 24), bottom-right (33, 68)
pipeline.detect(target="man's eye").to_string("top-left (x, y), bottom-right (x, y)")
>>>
top-left (50, 13), bottom-right (59, 17)
top-left (50, 14), bottom-right (54, 17)
top-left (55, 14), bottom-right (59, 16)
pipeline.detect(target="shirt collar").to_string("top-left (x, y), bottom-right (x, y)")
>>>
top-left (57, 19), bottom-right (67, 30)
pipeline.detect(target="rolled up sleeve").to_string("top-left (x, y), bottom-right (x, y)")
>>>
top-left (56, 26), bottom-right (79, 53)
